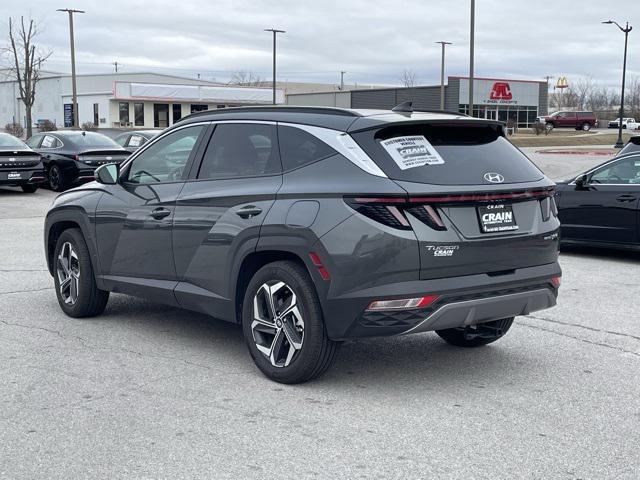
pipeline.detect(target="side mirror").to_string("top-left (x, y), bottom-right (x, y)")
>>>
top-left (95, 163), bottom-right (119, 185)
top-left (575, 174), bottom-right (589, 189)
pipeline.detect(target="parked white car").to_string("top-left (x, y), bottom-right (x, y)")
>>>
top-left (608, 117), bottom-right (636, 129)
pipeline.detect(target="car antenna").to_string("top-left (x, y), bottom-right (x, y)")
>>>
top-left (392, 101), bottom-right (413, 113)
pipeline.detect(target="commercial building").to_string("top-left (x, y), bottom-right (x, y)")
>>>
top-left (288, 76), bottom-right (549, 127)
top-left (0, 71), bottom-right (284, 130)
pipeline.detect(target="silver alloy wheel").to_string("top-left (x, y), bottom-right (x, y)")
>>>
top-left (251, 281), bottom-right (305, 367)
top-left (56, 241), bottom-right (80, 305)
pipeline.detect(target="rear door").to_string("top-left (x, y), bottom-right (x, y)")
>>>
top-left (558, 155), bottom-right (640, 244)
top-left (95, 124), bottom-right (207, 302)
top-left (172, 122), bottom-right (282, 315)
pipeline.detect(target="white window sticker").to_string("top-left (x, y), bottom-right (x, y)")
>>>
top-left (380, 135), bottom-right (444, 170)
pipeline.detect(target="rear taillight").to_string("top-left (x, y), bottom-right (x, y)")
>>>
top-left (366, 294), bottom-right (439, 311)
top-left (344, 197), bottom-right (413, 230)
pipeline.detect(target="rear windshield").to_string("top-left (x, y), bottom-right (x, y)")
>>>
top-left (0, 134), bottom-right (28, 150)
top-left (351, 122), bottom-right (544, 185)
top-left (67, 132), bottom-right (121, 149)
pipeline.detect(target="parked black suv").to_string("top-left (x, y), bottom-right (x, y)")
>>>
top-left (0, 133), bottom-right (45, 193)
top-left (44, 106), bottom-right (561, 383)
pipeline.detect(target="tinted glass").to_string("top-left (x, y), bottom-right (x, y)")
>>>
top-left (41, 135), bottom-right (61, 148)
top-left (278, 126), bottom-right (336, 171)
top-left (134, 103), bottom-right (144, 127)
top-left (127, 125), bottom-right (204, 184)
top-left (590, 157), bottom-right (640, 184)
top-left (352, 123), bottom-right (544, 185)
top-left (114, 134), bottom-right (129, 147)
top-left (0, 133), bottom-right (28, 150)
top-left (25, 135), bottom-right (42, 148)
top-left (119, 102), bottom-right (130, 123)
top-left (67, 132), bottom-right (121, 149)
top-left (197, 123), bottom-right (279, 180)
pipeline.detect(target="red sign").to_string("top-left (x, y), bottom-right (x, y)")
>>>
top-left (489, 82), bottom-right (513, 100)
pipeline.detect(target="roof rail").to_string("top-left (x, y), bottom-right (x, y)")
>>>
top-left (179, 105), bottom-right (363, 122)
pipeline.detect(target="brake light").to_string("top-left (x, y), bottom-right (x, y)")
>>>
top-left (366, 294), bottom-right (439, 311)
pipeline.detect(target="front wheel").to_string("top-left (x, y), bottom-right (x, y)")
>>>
top-left (21, 184), bottom-right (38, 193)
top-left (53, 228), bottom-right (109, 318)
top-left (582, 123), bottom-right (591, 131)
top-left (436, 317), bottom-right (514, 347)
top-left (241, 261), bottom-right (339, 384)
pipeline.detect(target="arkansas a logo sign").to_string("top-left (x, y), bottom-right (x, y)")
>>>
top-left (489, 82), bottom-right (513, 100)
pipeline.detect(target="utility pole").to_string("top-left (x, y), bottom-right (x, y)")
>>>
top-left (435, 41), bottom-right (452, 110)
top-left (264, 28), bottom-right (286, 105)
top-left (113, 61), bottom-right (118, 73)
top-left (603, 20), bottom-right (633, 148)
top-left (340, 71), bottom-right (346, 90)
top-left (468, 0), bottom-right (475, 117)
top-left (57, 8), bottom-right (84, 129)
top-left (544, 76), bottom-right (553, 114)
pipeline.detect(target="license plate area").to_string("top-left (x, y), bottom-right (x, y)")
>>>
top-left (477, 203), bottom-right (518, 233)
top-left (7, 172), bottom-right (22, 180)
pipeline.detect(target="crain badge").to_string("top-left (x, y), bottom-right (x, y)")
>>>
top-left (425, 245), bottom-right (459, 257)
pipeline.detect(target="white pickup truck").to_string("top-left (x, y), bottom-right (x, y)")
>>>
top-left (608, 117), bottom-right (638, 129)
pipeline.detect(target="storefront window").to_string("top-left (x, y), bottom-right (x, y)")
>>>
top-left (134, 103), bottom-right (144, 126)
top-left (119, 102), bottom-right (130, 124)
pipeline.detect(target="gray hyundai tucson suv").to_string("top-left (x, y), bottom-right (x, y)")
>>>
top-left (44, 106), bottom-right (561, 383)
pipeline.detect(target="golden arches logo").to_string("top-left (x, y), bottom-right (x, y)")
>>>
top-left (556, 76), bottom-right (569, 89)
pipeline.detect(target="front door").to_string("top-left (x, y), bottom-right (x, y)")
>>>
top-left (172, 122), bottom-right (282, 316)
top-left (559, 155), bottom-right (640, 244)
top-left (154, 103), bottom-right (169, 128)
top-left (95, 124), bottom-right (207, 303)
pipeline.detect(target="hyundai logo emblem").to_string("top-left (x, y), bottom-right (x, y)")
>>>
top-left (483, 172), bottom-right (505, 183)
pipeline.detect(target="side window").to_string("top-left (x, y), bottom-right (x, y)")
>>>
top-left (590, 157), bottom-right (640, 184)
top-left (126, 125), bottom-right (204, 184)
top-left (26, 135), bottom-right (42, 148)
top-left (114, 135), bottom-right (129, 147)
top-left (197, 123), bottom-right (280, 180)
top-left (41, 135), bottom-right (60, 148)
top-left (278, 126), bottom-right (336, 171)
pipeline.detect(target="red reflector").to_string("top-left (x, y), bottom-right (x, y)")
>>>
top-left (551, 276), bottom-right (561, 288)
top-left (366, 294), bottom-right (440, 311)
top-left (309, 252), bottom-right (330, 281)
top-left (416, 294), bottom-right (440, 307)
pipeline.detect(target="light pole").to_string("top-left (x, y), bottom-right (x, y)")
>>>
top-left (57, 8), bottom-right (84, 129)
top-left (264, 28), bottom-right (285, 105)
top-left (340, 70), bottom-right (346, 90)
top-left (468, 0), bottom-right (475, 116)
top-left (603, 20), bottom-right (632, 148)
top-left (435, 41), bottom-right (452, 110)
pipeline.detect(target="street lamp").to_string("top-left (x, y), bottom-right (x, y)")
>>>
top-left (435, 41), bottom-right (452, 110)
top-left (264, 28), bottom-right (285, 105)
top-left (603, 20), bottom-right (633, 148)
top-left (57, 8), bottom-right (84, 129)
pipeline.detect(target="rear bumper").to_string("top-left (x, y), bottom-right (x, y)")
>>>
top-left (322, 262), bottom-right (560, 340)
top-left (0, 168), bottom-right (46, 186)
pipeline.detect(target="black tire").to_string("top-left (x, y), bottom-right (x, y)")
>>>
top-left (241, 260), bottom-right (339, 384)
top-left (21, 184), bottom-right (38, 193)
top-left (53, 228), bottom-right (109, 318)
top-left (48, 164), bottom-right (67, 192)
top-left (436, 317), bottom-right (514, 348)
top-left (582, 123), bottom-right (591, 131)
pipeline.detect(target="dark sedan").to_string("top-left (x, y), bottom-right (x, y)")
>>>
top-left (555, 152), bottom-right (640, 250)
top-left (26, 131), bottom-right (130, 191)
top-left (113, 130), bottom-right (160, 152)
top-left (0, 133), bottom-right (45, 193)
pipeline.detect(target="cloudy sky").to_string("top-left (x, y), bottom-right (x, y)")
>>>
top-left (1, 0), bottom-right (638, 88)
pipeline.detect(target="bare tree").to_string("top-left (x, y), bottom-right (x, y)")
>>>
top-left (229, 70), bottom-right (266, 87)
top-left (4, 17), bottom-right (51, 138)
top-left (625, 76), bottom-right (640, 118)
top-left (400, 69), bottom-right (417, 88)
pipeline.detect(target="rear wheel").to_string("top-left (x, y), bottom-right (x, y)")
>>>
top-left (241, 261), bottom-right (339, 384)
top-left (48, 164), bottom-right (67, 192)
top-left (21, 184), bottom-right (38, 193)
top-left (582, 122), bottom-right (591, 131)
top-left (436, 317), bottom-right (514, 347)
top-left (53, 228), bottom-right (109, 318)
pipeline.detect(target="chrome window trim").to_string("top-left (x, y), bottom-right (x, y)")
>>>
top-left (278, 122), bottom-right (387, 178)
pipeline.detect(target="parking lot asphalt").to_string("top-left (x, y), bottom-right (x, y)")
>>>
top-left (1, 149), bottom-right (639, 479)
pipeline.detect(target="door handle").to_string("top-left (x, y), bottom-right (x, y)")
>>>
top-left (236, 205), bottom-right (263, 219)
top-left (616, 194), bottom-right (637, 202)
top-left (150, 207), bottom-right (171, 219)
